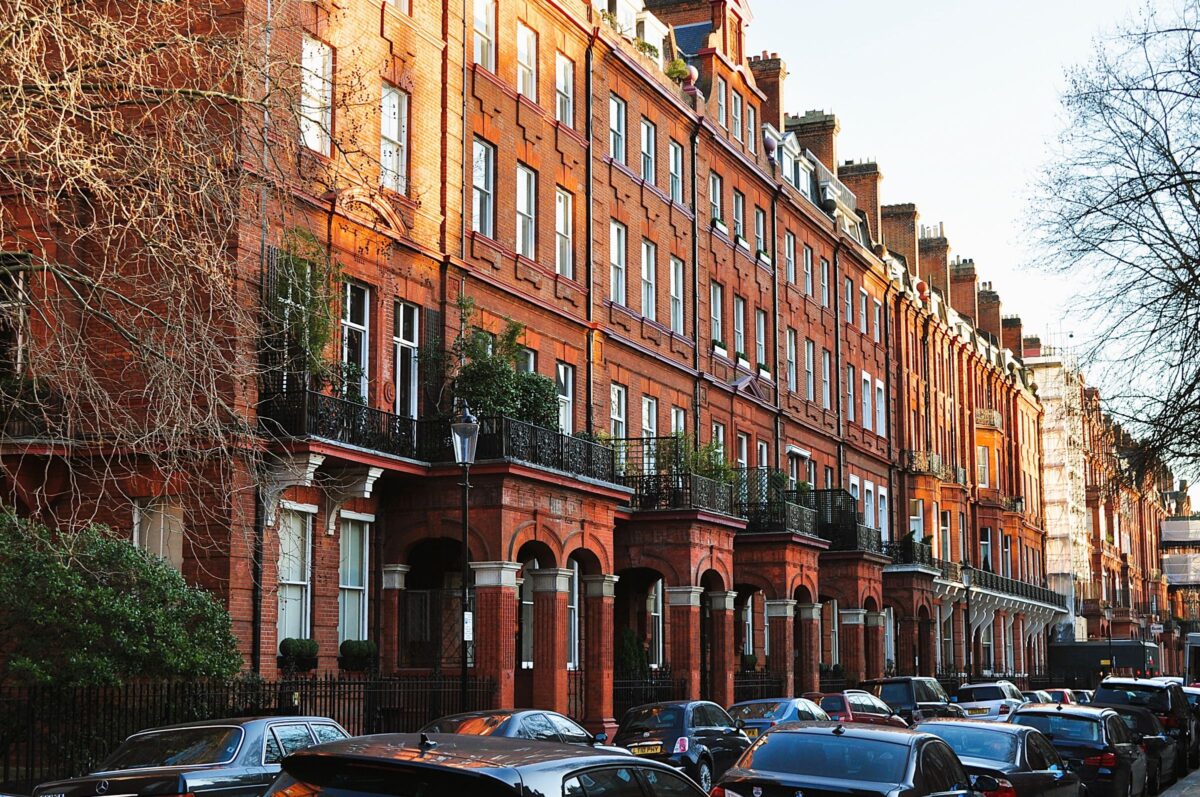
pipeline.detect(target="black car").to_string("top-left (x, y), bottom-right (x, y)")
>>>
top-left (728, 697), bottom-right (829, 740)
top-left (419, 709), bottom-right (620, 750)
top-left (1094, 677), bottom-right (1198, 771)
top-left (1009, 705), bottom-right (1147, 797)
top-left (865, 676), bottom-right (967, 723)
top-left (714, 721), bottom-right (999, 797)
top-left (34, 716), bottom-right (348, 797)
top-left (1091, 703), bottom-right (1179, 793)
top-left (612, 700), bottom-right (750, 792)
top-left (263, 733), bottom-right (708, 797)
top-left (919, 719), bottom-right (1081, 797)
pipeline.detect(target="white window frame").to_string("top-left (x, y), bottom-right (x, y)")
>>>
top-left (132, 498), bottom-right (184, 571)
top-left (567, 558), bottom-right (581, 668)
top-left (709, 172), bottom-right (723, 221)
top-left (516, 22), bottom-right (538, 100)
top-left (879, 489), bottom-right (889, 542)
top-left (785, 232), bottom-right (796, 283)
top-left (731, 92), bottom-right (743, 141)
top-left (733, 296), bottom-right (746, 357)
top-left (669, 257), bottom-right (685, 334)
top-left (747, 105), bottom-right (757, 152)
top-left (754, 207), bottom-right (765, 253)
top-left (610, 220), bottom-right (627, 305)
top-left (864, 483), bottom-right (875, 528)
top-left (609, 94), bottom-right (627, 164)
top-left (515, 164), bottom-right (537, 259)
top-left (472, 138), bottom-right (495, 236)
top-left (668, 140), bottom-right (684, 202)
top-left (742, 594), bottom-right (754, 655)
top-left (277, 504), bottom-right (315, 646)
top-left (820, 258), bottom-right (830, 306)
top-left (473, 0), bottom-right (496, 71)
top-left (755, 308), bottom-right (767, 366)
top-left (874, 300), bottom-right (883, 342)
top-left (804, 338), bottom-right (815, 401)
top-left (338, 513), bottom-right (371, 644)
top-left (555, 188), bottom-right (573, 278)
top-left (712, 421), bottom-right (726, 456)
top-left (860, 289), bottom-right (869, 333)
top-left (909, 498), bottom-right (924, 536)
top-left (380, 84), bottom-right (409, 193)
top-left (393, 301), bottom-right (419, 418)
top-left (640, 118), bottom-right (656, 183)
top-left (786, 328), bottom-right (797, 391)
top-left (671, 406), bottom-right (686, 434)
top-left (610, 383), bottom-right (627, 437)
top-left (847, 365), bottom-right (856, 422)
top-left (716, 77), bottom-right (727, 126)
top-left (875, 380), bottom-right (886, 436)
top-left (978, 445), bottom-right (990, 487)
top-left (300, 36), bottom-right (333, 156)
top-left (641, 239), bottom-right (657, 321)
top-left (556, 362), bottom-right (574, 434)
top-left (641, 395), bottom-right (658, 440)
top-left (821, 349), bottom-right (831, 409)
top-left (711, 281), bottom-right (724, 345)
top-left (341, 282), bottom-right (370, 398)
top-left (804, 245), bottom-right (814, 295)
top-left (649, 579), bottom-right (664, 668)
top-left (555, 52), bottom-right (574, 125)
top-left (733, 191), bottom-right (745, 239)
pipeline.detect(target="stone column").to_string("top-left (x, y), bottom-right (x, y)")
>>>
top-left (954, 602), bottom-right (966, 674)
top-left (797, 603), bottom-right (821, 694)
top-left (380, 564), bottom-right (410, 674)
top-left (993, 613), bottom-right (1006, 674)
top-left (840, 609), bottom-right (867, 685)
top-left (667, 586), bottom-right (703, 699)
top-left (1012, 613), bottom-right (1026, 676)
top-left (531, 568), bottom-right (572, 713)
top-left (582, 574), bottom-right (619, 737)
top-left (766, 600), bottom-right (796, 695)
top-left (470, 561), bottom-right (521, 709)
top-left (709, 591), bottom-right (737, 706)
top-left (865, 611), bottom-right (886, 680)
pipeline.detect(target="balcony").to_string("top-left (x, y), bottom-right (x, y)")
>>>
top-left (259, 387), bottom-right (618, 484)
top-left (1003, 495), bottom-right (1025, 513)
top-left (970, 568), bottom-right (1067, 609)
top-left (625, 471), bottom-right (734, 514)
top-left (809, 489), bottom-right (883, 553)
top-left (735, 468), bottom-right (820, 537)
top-left (884, 538), bottom-right (936, 568)
top-left (0, 388), bottom-right (63, 440)
top-left (976, 408), bottom-right (1003, 429)
top-left (937, 558), bottom-right (962, 582)
top-left (902, 450), bottom-right (944, 477)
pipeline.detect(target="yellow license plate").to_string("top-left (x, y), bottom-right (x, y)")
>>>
top-left (745, 728), bottom-right (760, 738)
top-left (968, 708), bottom-right (988, 715)
top-left (632, 744), bottom-right (663, 756)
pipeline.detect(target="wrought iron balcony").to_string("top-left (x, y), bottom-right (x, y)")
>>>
top-left (970, 568), bottom-right (1067, 609)
top-left (976, 408), bottom-right (1003, 429)
top-left (903, 450), bottom-right (943, 476)
top-left (624, 471), bottom-right (735, 514)
top-left (808, 488), bottom-right (883, 553)
top-left (937, 558), bottom-right (962, 582)
top-left (741, 498), bottom-right (819, 536)
top-left (885, 538), bottom-right (936, 568)
top-left (1003, 495), bottom-right (1026, 513)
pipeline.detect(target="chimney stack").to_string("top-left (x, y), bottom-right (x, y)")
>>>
top-left (789, 110), bottom-right (839, 172)
top-left (977, 282), bottom-right (1003, 344)
top-left (748, 52), bottom-right (787, 132)
top-left (838, 161), bottom-right (882, 244)
top-left (918, 223), bottom-right (950, 299)
top-left (881, 204), bottom-right (920, 273)
top-left (950, 258), bottom-right (978, 323)
top-left (1022, 335), bottom-right (1043, 358)
top-left (1002, 316), bottom-right (1024, 355)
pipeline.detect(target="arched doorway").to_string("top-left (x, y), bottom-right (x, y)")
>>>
top-left (514, 540), bottom-right (557, 707)
top-left (401, 537), bottom-right (469, 670)
top-left (699, 569), bottom-right (725, 701)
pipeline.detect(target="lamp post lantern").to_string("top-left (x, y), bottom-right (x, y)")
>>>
top-left (962, 564), bottom-right (974, 681)
top-left (451, 406), bottom-right (480, 710)
top-left (1104, 605), bottom-right (1114, 677)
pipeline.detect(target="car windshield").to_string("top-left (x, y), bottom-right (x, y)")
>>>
top-left (957, 686), bottom-right (1005, 702)
top-left (619, 705), bottom-right (682, 734)
top-left (1011, 715), bottom-right (1103, 743)
top-left (420, 714), bottom-right (510, 735)
top-left (730, 702), bottom-right (787, 720)
top-left (102, 727), bottom-right (244, 769)
top-left (1094, 685), bottom-right (1170, 713)
top-left (922, 725), bottom-right (1019, 764)
top-left (740, 733), bottom-right (909, 783)
top-left (876, 683), bottom-right (914, 708)
top-left (269, 764), bottom-right (514, 797)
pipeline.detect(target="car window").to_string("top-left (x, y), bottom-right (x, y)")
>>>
top-left (872, 697), bottom-right (894, 714)
top-left (1006, 684), bottom-right (1024, 700)
top-left (821, 696), bottom-right (846, 713)
top-left (570, 767), bottom-right (645, 797)
top-left (847, 694), bottom-right (869, 712)
top-left (739, 733), bottom-right (909, 783)
top-left (692, 704), bottom-right (719, 728)
top-left (275, 723), bottom-right (316, 756)
top-left (639, 767), bottom-right (702, 796)
top-left (730, 701), bottom-right (787, 720)
top-left (1107, 716), bottom-right (1129, 744)
top-left (922, 742), bottom-right (957, 792)
top-left (311, 724), bottom-right (347, 744)
top-left (707, 704), bottom-right (735, 727)
top-left (549, 713), bottom-right (593, 744)
top-left (1011, 714), bottom-right (1102, 743)
top-left (1030, 733), bottom-right (1063, 769)
top-left (522, 713), bottom-right (560, 741)
top-left (620, 705), bottom-right (683, 734)
top-left (937, 741), bottom-right (970, 788)
top-left (957, 686), bottom-right (1005, 702)
top-left (1095, 684), bottom-right (1171, 712)
top-left (104, 727), bottom-right (244, 770)
top-left (1026, 733), bottom-right (1049, 769)
top-left (271, 765), bottom-right (513, 797)
top-left (913, 680), bottom-right (935, 703)
top-left (922, 723), bottom-right (1018, 763)
top-left (880, 682), bottom-right (916, 708)
top-left (796, 707), bottom-right (813, 721)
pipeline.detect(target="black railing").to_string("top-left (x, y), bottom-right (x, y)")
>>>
top-left (937, 558), bottom-right (962, 582)
top-left (613, 669), bottom-right (686, 721)
top-left (885, 538), bottom-right (935, 567)
top-left (1003, 495), bottom-right (1026, 513)
top-left (818, 676), bottom-right (847, 693)
top-left (971, 568), bottom-right (1067, 609)
top-left (0, 392), bottom-right (63, 440)
top-left (805, 489), bottom-right (884, 553)
top-left (0, 675), bottom-right (495, 795)
top-left (733, 671), bottom-right (785, 702)
top-left (479, 417), bottom-right (617, 483)
top-left (623, 472), bottom-right (735, 514)
top-left (903, 450), bottom-right (943, 476)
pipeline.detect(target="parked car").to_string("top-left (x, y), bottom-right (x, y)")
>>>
top-left (820, 690), bottom-right (909, 727)
top-left (611, 700), bottom-right (750, 792)
top-left (865, 676), bottom-right (968, 723)
top-left (1008, 704), bottom-right (1147, 797)
top-left (264, 733), bottom-right (709, 797)
top-left (727, 697), bottom-right (828, 739)
top-left (1180, 685), bottom-right (1200, 714)
top-left (956, 681), bottom-right (1027, 720)
top-left (919, 718), bottom-right (1081, 797)
top-left (713, 721), bottom-right (999, 797)
top-left (1093, 677), bottom-right (1198, 770)
top-left (1023, 691), bottom-right (1055, 705)
top-left (418, 709), bottom-right (621, 750)
top-left (1090, 702), bottom-right (1179, 793)
top-left (1073, 691), bottom-right (1094, 705)
top-left (1045, 690), bottom-right (1078, 705)
top-left (33, 716), bottom-right (348, 797)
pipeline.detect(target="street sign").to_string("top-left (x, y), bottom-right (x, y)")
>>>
top-left (1151, 623), bottom-right (1164, 634)
top-left (464, 611), bottom-right (474, 642)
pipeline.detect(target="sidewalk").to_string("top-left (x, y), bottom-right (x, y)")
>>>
top-left (1164, 769), bottom-right (1200, 797)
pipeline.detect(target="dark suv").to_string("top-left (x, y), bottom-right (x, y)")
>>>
top-left (612, 700), bottom-right (751, 792)
top-left (863, 676), bottom-right (966, 723)
top-left (1093, 677), bottom-right (1198, 774)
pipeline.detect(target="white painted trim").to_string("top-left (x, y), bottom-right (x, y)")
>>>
top-left (280, 500), bottom-right (318, 514)
top-left (340, 509), bottom-right (376, 522)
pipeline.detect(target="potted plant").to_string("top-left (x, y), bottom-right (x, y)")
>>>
top-left (712, 217), bottom-right (728, 235)
top-left (712, 339), bottom-right (728, 357)
top-left (736, 351), bottom-right (750, 367)
top-left (278, 637), bottom-right (319, 673)
top-left (735, 235), bottom-right (750, 251)
top-left (757, 361), bottom-right (771, 379)
top-left (338, 639), bottom-right (378, 672)
top-left (756, 249), bottom-right (771, 264)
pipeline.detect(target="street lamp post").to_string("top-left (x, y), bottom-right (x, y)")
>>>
top-left (1104, 605), bottom-right (1114, 677)
top-left (451, 406), bottom-right (480, 711)
top-left (962, 564), bottom-right (974, 681)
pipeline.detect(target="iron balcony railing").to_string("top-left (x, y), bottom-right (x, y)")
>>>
top-left (937, 558), bottom-right (962, 582)
top-left (624, 471), bottom-right (735, 515)
top-left (259, 388), bottom-right (618, 483)
top-left (903, 450), bottom-right (943, 476)
top-left (1003, 495), bottom-right (1026, 513)
top-left (885, 538), bottom-right (936, 568)
top-left (804, 488), bottom-right (884, 553)
top-left (971, 568), bottom-right (1067, 609)
top-left (976, 407), bottom-right (1003, 429)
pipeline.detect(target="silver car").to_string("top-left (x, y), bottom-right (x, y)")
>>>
top-left (955, 680), bottom-right (1026, 719)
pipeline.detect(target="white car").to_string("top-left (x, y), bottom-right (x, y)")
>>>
top-left (953, 680), bottom-right (1026, 719)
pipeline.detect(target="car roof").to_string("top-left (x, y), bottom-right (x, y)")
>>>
top-left (1090, 702), bottom-right (1158, 717)
top-left (1013, 705), bottom-right (1114, 719)
top-left (960, 681), bottom-right (1015, 688)
top-left (918, 718), bottom-right (1028, 735)
top-left (768, 721), bottom-right (925, 745)
top-left (129, 716), bottom-right (338, 734)
top-left (289, 732), bottom-right (640, 774)
top-left (1101, 678), bottom-right (1169, 689)
top-left (730, 697), bottom-right (796, 706)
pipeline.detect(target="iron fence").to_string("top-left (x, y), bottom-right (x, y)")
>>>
top-left (0, 675), bottom-right (495, 795)
top-left (884, 538), bottom-right (935, 567)
top-left (903, 450), bottom-right (943, 476)
top-left (818, 676), bottom-right (847, 693)
top-left (622, 472), bottom-right (735, 514)
top-left (937, 558), bottom-right (962, 582)
top-left (971, 568), bottom-right (1067, 609)
top-left (733, 671), bottom-right (785, 702)
top-left (613, 669), bottom-right (686, 722)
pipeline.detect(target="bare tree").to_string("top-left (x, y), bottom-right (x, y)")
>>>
top-left (1039, 0), bottom-right (1200, 476)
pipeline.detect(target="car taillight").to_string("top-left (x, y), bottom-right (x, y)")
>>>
top-left (673, 736), bottom-right (689, 754)
top-left (985, 778), bottom-right (1018, 797)
top-left (710, 787), bottom-right (745, 797)
top-left (998, 703), bottom-right (1011, 715)
top-left (1083, 752), bottom-right (1118, 767)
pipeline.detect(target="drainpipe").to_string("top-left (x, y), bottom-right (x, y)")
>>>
top-left (922, 313), bottom-right (933, 452)
top-left (883, 277), bottom-right (895, 543)
top-left (770, 180), bottom-right (782, 470)
top-left (584, 25), bottom-right (599, 434)
top-left (833, 241), bottom-right (845, 488)
top-left (689, 119), bottom-right (702, 442)
top-left (252, 489), bottom-right (264, 674)
top-left (459, 0), bottom-right (470, 260)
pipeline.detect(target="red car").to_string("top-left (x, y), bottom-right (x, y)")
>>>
top-left (819, 690), bottom-right (908, 727)
top-left (1044, 688), bottom-right (1078, 704)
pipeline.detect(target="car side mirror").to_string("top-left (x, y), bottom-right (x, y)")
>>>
top-left (971, 775), bottom-right (1001, 793)
top-left (593, 732), bottom-right (607, 745)
top-left (1047, 764), bottom-right (1064, 779)
top-left (734, 718), bottom-right (746, 730)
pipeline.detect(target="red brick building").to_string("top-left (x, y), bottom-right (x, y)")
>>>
top-left (0, 0), bottom-right (1068, 728)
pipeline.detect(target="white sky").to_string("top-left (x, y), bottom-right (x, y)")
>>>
top-left (747, 0), bottom-right (1149, 350)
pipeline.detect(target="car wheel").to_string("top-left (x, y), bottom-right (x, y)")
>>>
top-left (696, 760), bottom-right (712, 793)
